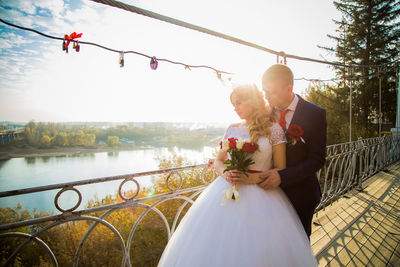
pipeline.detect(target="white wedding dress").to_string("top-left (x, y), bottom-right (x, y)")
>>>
top-left (158, 123), bottom-right (317, 267)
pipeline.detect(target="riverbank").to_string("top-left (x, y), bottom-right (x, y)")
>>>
top-left (0, 144), bottom-right (146, 160)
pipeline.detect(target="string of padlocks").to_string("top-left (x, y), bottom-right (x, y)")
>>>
top-left (0, 16), bottom-right (398, 89)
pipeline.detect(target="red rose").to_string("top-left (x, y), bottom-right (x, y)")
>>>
top-left (287, 124), bottom-right (304, 141)
top-left (219, 141), bottom-right (223, 149)
top-left (228, 138), bottom-right (237, 149)
top-left (242, 142), bottom-right (258, 153)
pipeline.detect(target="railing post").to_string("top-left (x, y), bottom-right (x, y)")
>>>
top-left (355, 137), bottom-right (364, 191)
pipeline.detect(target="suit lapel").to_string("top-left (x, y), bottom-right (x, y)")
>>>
top-left (286, 95), bottom-right (307, 153)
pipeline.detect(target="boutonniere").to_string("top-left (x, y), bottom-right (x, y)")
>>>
top-left (286, 124), bottom-right (305, 146)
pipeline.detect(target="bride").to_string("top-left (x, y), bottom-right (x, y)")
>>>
top-left (157, 84), bottom-right (317, 267)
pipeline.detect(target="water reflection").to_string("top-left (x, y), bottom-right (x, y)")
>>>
top-left (24, 153), bottom-right (97, 165)
top-left (0, 160), bottom-right (7, 170)
top-left (40, 156), bottom-right (51, 163)
top-left (67, 152), bottom-right (95, 158)
top-left (24, 157), bottom-right (36, 164)
top-left (107, 151), bottom-right (119, 157)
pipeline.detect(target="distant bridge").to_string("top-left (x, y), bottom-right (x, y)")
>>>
top-left (0, 130), bottom-right (23, 144)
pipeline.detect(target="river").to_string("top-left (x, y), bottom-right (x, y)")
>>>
top-left (0, 146), bottom-right (215, 214)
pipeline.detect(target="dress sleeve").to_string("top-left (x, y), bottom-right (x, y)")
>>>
top-left (223, 124), bottom-right (232, 139)
top-left (270, 123), bottom-right (287, 146)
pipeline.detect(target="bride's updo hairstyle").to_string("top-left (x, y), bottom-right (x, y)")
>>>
top-left (230, 84), bottom-right (274, 143)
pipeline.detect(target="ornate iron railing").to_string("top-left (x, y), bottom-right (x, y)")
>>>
top-left (317, 134), bottom-right (400, 210)
top-left (0, 135), bottom-right (399, 266)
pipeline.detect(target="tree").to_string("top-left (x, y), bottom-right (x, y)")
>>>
top-left (306, 84), bottom-right (349, 144)
top-left (26, 120), bottom-right (36, 131)
top-left (53, 132), bottom-right (69, 147)
top-left (168, 135), bottom-right (176, 143)
top-left (39, 135), bottom-right (51, 148)
top-left (318, 0), bottom-right (400, 138)
top-left (69, 130), bottom-right (85, 146)
top-left (24, 122), bottom-right (40, 147)
top-left (85, 134), bottom-right (96, 145)
top-left (107, 136), bottom-right (119, 147)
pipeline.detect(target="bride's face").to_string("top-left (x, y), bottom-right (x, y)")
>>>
top-left (231, 93), bottom-right (253, 121)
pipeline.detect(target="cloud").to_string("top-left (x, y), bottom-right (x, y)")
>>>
top-left (0, 1), bottom-right (71, 93)
top-left (0, 7), bottom-right (34, 28)
top-left (0, 0), bottom-right (36, 15)
top-left (0, 32), bottom-right (34, 48)
top-left (34, 0), bottom-right (65, 18)
top-left (0, 39), bottom-right (11, 49)
top-left (0, 0), bottom-right (66, 17)
top-left (0, 0), bottom-right (69, 33)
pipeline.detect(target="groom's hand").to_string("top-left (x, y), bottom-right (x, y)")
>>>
top-left (258, 169), bottom-right (281, 190)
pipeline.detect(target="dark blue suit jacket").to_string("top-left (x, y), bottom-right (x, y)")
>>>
top-left (278, 95), bottom-right (327, 235)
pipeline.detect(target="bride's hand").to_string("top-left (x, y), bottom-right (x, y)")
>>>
top-left (222, 171), bottom-right (234, 185)
top-left (226, 170), bottom-right (250, 185)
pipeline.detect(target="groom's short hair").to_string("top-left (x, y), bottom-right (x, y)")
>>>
top-left (262, 64), bottom-right (294, 86)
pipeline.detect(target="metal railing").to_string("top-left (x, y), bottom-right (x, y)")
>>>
top-left (0, 135), bottom-right (399, 266)
top-left (317, 134), bottom-right (400, 210)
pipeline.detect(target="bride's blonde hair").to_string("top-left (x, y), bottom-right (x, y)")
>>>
top-left (230, 84), bottom-right (274, 143)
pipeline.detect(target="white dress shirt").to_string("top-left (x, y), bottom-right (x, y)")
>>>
top-left (282, 94), bottom-right (299, 129)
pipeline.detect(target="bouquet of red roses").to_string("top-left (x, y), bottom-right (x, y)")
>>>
top-left (219, 137), bottom-right (258, 205)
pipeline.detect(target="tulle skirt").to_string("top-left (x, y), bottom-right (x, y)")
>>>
top-left (157, 176), bottom-right (317, 267)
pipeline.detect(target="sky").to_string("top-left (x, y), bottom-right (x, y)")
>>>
top-left (0, 0), bottom-right (342, 123)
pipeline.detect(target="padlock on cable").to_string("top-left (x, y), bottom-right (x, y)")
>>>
top-left (75, 41), bottom-right (80, 52)
top-left (119, 52), bottom-right (124, 67)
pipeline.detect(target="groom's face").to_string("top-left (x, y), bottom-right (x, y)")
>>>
top-left (262, 80), bottom-right (293, 110)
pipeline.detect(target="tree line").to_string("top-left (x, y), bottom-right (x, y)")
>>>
top-left (3, 121), bottom-right (224, 149)
top-left (22, 121), bottom-right (106, 148)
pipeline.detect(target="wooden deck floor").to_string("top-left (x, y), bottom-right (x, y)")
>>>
top-left (311, 161), bottom-right (400, 267)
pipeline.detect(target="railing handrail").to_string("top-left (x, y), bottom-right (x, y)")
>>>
top-left (0, 163), bottom-right (208, 198)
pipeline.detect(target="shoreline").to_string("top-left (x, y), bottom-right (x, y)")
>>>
top-left (0, 144), bottom-right (148, 160)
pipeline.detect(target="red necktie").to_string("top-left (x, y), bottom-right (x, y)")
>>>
top-left (279, 109), bottom-right (289, 131)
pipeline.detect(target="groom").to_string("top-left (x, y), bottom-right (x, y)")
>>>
top-left (259, 64), bottom-right (327, 238)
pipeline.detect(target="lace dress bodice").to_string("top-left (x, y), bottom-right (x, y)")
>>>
top-left (223, 123), bottom-right (286, 172)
